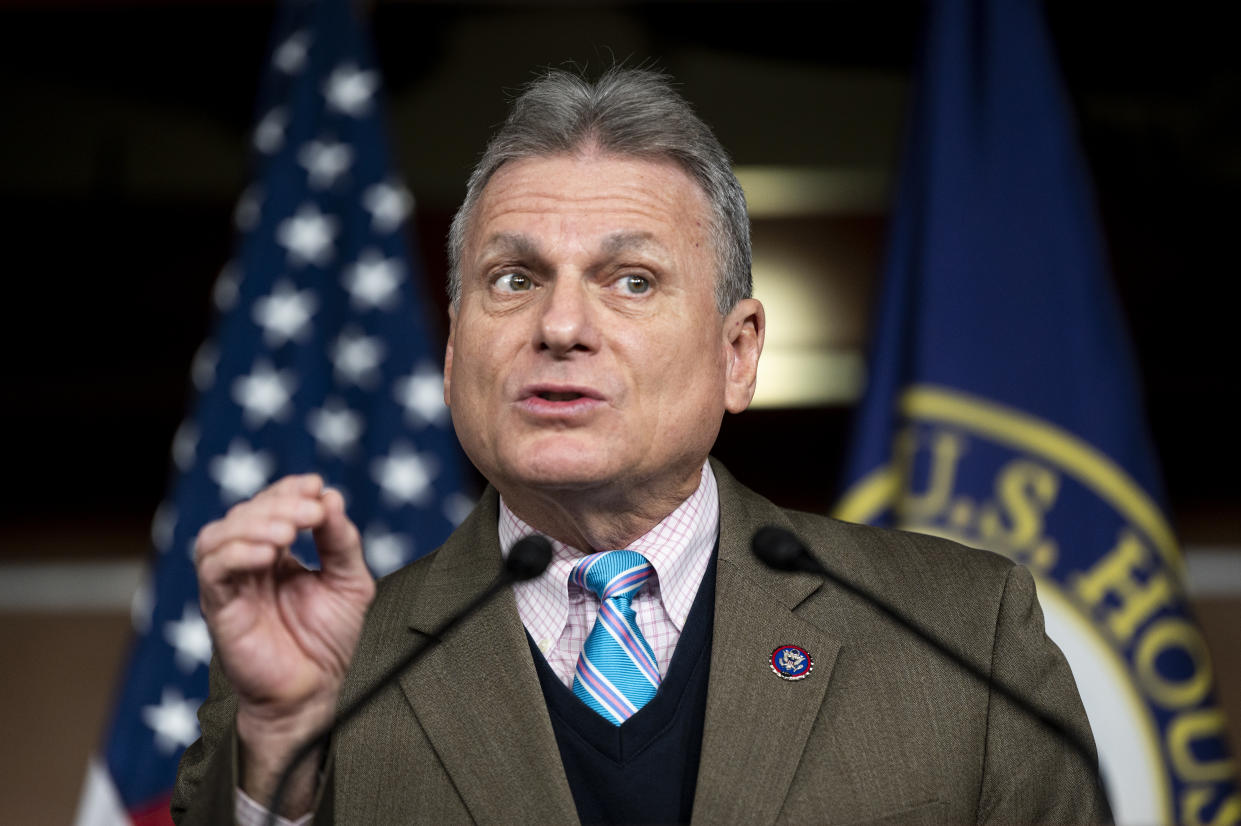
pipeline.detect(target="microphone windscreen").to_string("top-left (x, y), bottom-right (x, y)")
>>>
top-left (506, 535), bottom-right (553, 581)
top-left (751, 525), bottom-right (820, 573)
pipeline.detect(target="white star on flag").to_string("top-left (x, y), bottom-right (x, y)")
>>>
top-left (130, 571), bottom-right (153, 634)
top-left (343, 249), bottom-right (403, 310)
top-left (252, 280), bottom-right (318, 347)
top-left (362, 181), bottom-right (413, 233)
top-left (307, 399), bottom-right (364, 456)
top-left (277, 203), bottom-right (339, 267)
top-left (233, 185), bottom-right (263, 232)
top-left (273, 29), bottom-right (312, 74)
top-left (172, 420), bottom-right (198, 471)
top-left (363, 525), bottom-right (414, 576)
top-left (253, 106), bottom-right (288, 154)
top-left (324, 63), bottom-right (378, 116)
top-left (213, 261), bottom-right (241, 311)
top-left (393, 362), bottom-right (448, 426)
top-left (371, 443), bottom-right (438, 507)
top-left (209, 439), bottom-right (275, 503)
top-left (299, 139), bottom-right (354, 189)
top-left (164, 604), bottom-right (212, 673)
top-left (191, 341), bottom-right (218, 392)
top-left (443, 492), bottom-right (476, 527)
top-left (331, 329), bottom-right (385, 387)
top-left (151, 501), bottom-right (177, 553)
top-left (141, 688), bottom-right (201, 755)
top-left (232, 360), bottom-right (298, 428)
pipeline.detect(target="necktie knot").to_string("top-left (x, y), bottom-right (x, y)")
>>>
top-left (572, 550), bottom-right (654, 603)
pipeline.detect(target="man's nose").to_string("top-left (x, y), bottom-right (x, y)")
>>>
top-left (537, 276), bottom-right (598, 357)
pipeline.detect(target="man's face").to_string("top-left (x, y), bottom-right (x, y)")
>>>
top-left (445, 152), bottom-right (762, 504)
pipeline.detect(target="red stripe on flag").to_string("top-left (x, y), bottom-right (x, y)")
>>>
top-left (129, 793), bottom-right (175, 826)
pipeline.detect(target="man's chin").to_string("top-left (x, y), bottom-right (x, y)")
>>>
top-left (498, 450), bottom-right (622, 494)
top-left (508, 464), bottom-right (614, 493)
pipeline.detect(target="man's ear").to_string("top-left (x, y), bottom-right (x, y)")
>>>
top-left (722, 297), bottom-right (765, 413)
top-left (443, 305), bottom-right (457, 408)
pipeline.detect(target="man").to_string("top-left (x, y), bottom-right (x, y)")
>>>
top-left (174, 68), bottom-right (1105, 825)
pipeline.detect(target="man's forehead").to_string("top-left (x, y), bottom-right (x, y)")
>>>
top-left (478, 229), bottom-right (664, 258)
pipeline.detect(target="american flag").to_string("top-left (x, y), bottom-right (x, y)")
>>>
top-left (74, 1), bottom-right (470, 822)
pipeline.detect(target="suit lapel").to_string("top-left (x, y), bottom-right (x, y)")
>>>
top-left (693, 462), bottom-right (843, 825)
top-left (396, 490), bottom-right (579, 824)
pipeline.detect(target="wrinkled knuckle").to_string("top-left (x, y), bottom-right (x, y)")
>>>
top-left (257, 498), bottom-right (285, 522)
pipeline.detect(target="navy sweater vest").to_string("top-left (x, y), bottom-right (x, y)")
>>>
top-left (527, 550), bottom-right (718, 825)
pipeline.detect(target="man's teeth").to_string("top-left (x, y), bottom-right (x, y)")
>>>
top-left (540, 392), bottom-right (582, 401)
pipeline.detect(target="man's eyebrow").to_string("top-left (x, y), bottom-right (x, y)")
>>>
top-left (478, 232), bottom-right (544, 262)
top-left (601, 231), bottom-right (660, 256)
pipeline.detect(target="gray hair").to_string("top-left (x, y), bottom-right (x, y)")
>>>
top-left (447, 67), bottom-right (752, 314)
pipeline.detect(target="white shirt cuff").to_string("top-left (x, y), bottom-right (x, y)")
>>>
top-left (235, 786), bottom-right (314, 826)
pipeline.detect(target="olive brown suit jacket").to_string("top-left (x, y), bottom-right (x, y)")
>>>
top-left (173, 460), bottom-right (1106, 824)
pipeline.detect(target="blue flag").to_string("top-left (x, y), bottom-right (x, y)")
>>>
top-left (75, 1), bottom-right (470, 822)
top-left (834, 1), bottom-right (1239, 823)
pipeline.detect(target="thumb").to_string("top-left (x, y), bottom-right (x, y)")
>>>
top-left (312, 488), bottom-right (368, 582)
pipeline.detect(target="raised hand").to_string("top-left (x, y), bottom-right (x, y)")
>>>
top-left (193, 473), bottom-right (375, 812)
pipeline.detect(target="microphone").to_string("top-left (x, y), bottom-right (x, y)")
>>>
top-left (505, 533), bottom-right (555, 581)
top-left (264, 535), bottom-right (552, 825)
top-left (751, 526), bottom-right (1113, 823)
top-left (751, 525), bottom-right (821, 574)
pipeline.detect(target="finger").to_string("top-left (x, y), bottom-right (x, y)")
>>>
top-left (196, 514), bottom-right (293, 561)
top-left (204, 474), bottom-right (323, 549)
top-left (198, 538), bottom-right (279, 584)
top-left (313, 488), bottom-right (369, 582)
top-left (251, 473), bottom-right (324, 503)
top-left (196, 495), bottom-right (327, 559)
top-left (197, 540), bottom-right (280, 611)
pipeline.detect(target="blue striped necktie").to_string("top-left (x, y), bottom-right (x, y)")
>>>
top-left (571, 550), bottom-right (661, 725)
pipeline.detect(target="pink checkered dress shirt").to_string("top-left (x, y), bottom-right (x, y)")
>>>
top-left (500, 462), bottom-right (720, 688)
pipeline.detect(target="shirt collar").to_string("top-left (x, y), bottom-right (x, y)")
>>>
top-left (499, 461), bottom-right (719, 633)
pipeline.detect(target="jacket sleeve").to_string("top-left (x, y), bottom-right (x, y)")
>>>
top-left (170, 657), bottom-right (335, 826)
top-left (170, 656), bottom-right (242, 826)
top-left (976, 563), bottom-right (1111, 824)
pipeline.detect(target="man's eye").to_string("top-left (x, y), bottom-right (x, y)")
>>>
top-left (495, 272), bottom-right (533, 292)
top-left (622, 275), bottom-right (651, 294)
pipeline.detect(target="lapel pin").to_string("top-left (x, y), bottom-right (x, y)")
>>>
top-left (771, 645), bottom-right (813, 680)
